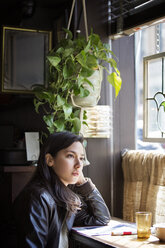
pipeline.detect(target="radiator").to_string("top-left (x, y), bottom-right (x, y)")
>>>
top-left (122, 150), bottom-right (165, 224)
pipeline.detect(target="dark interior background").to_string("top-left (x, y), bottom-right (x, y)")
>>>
top-left (0, 0), bottom-right (164, 223)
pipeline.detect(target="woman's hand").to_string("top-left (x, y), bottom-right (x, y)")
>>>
top-left (76, 170), bottom-right (87, 185)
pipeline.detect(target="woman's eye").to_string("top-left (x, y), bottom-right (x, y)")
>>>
top-left (67, 154), bottom-right (74, 158)
top-left (80, 157), bottom-right (85, 161)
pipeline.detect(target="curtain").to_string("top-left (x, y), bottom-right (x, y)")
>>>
top-left (122, 150), bottom-right (165, 224)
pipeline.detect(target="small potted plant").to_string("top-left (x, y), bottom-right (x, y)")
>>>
top-left (33, 29), bottom-right (122, 135)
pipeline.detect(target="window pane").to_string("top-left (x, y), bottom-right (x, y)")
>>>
top-left (144, 53), bottom-right (165, 141)
top-left (148, 59), bottom-right (162, 98)
top-left (148, 99), bottom-right (160, 138)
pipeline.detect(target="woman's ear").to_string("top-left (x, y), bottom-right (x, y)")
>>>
top-left (45, 153), bottom-right (54, 167)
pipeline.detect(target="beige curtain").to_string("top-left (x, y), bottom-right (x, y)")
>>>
top-left (122, 150), bottom-right (165, 224)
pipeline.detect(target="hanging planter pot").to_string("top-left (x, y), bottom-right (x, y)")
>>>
top-left (72, 66), bottom-right (103, 107)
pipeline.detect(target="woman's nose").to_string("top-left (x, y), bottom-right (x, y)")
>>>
top-left (74, 158), bottom-right (82, 167)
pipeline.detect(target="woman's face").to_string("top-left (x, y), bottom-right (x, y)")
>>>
top-left (46, 141), bottom-right (85, 186)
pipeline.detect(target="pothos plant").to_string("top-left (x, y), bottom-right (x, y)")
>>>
top-left (33, 29), bottom-right (122, 135)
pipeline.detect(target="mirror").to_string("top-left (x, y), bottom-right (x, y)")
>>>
top-left (1, 26), bottom-right (52, 93)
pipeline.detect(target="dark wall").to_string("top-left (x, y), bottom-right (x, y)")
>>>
top-left (112, 35), bottom-right (136, 217)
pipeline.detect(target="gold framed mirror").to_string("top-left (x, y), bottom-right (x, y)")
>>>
top-left (1, 26), bottom-right (52, 93)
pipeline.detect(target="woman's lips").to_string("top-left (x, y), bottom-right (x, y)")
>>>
top-left (72, 172), bottom-right (79, 176)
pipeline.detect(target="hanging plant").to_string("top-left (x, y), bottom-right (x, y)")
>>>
top-left (33, 28), bottom-right (122, 135)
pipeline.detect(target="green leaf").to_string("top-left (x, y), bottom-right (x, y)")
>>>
top-left (34, 99), bottom-right (43, 113)
top-left (62, 28), bottom-right (73, 40)
top-left (63, 60), bottom-right (75, 79)
top-left (97, 51), bottom-right (107, 61)
top-left (84, 39), bottom-right (91, 53)
top-left (71, 117), bottom-right (81, 134)
top-left (89, 33), bottom-right (100, 47)
top-left (43, 114), bottom-right (55, 133)
top-left (80, 67), bottom-right (94, 77)
top-left (107, 58), bottom-right (117, 69)
top-left (54, 119), bottom-right (65, 132)
top-left (160, 101), bottom-right (165, 111)
top-left (47, 127), bottom-right (55, 134)
top-left (47, 56), bottom-right (61, 67)
top-left (79, 87), bottom-right (90, 98)
top-left (63, 103), bottom-right (72, 119)
top-left (83, 78), bottom-right (94, 90)
top-left (32, 84), bottom-right (45, 92)
top-left (57, 95), bottom-right (65, 106)
top-left (107, 72), bottom-right (122, 98)
top-left (83, 110), bottom-right (87, 120)
top-left (82, 121), bottom-right (88, 126)
top-left (77, 76), bottom-right (84, 87)
top-left (86, 54), bottom-right (98, 69)
top-left (76, 50), bottom-right (87, 67)
top-left (43, 114), bottom-right (54, 126)
top-left (63, 48), bottom-right (74, 58)
top-left (74, 35), bottom-right (86, 50)
top-left (56, 47), bottom-right (64, 54)
top-left (72, 85), bottom-right (80, 96)
top-left (73, 109), bottom-right (81, 118)
top-left (103, 42), bottom-right (110, 50)
top-left (43, 91), bottom-right (56, 104)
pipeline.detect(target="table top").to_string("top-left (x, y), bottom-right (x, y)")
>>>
top-left (71, 218), bottom-right (165, 248)
top-left (92, 233), bottom-right (165, 247)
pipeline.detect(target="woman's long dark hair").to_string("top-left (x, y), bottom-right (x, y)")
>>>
top-left (34, 131), bottom-right (84, 213)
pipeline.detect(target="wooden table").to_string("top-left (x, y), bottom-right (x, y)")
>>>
top-left (70, 219), bottom-right (165, 248)
top-left (92, 234), bottom-right (164, 247)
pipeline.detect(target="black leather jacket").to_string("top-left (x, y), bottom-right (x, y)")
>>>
top-left (13, 178), bottom-right (110, 248)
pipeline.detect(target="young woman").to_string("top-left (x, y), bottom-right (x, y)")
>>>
top-left (13, 131), bottom-right (110, 248)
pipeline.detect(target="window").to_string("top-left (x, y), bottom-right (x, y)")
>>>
top-left (143, 52), bottom-right (165, 141)
top-left (135, 23), bottom-right (165, 150)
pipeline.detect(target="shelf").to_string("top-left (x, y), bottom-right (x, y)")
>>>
top-left (0, 165), bottom-right (37, 173)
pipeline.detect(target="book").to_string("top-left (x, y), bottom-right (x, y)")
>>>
top-left (72, 219), bottom-right (137, 236)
